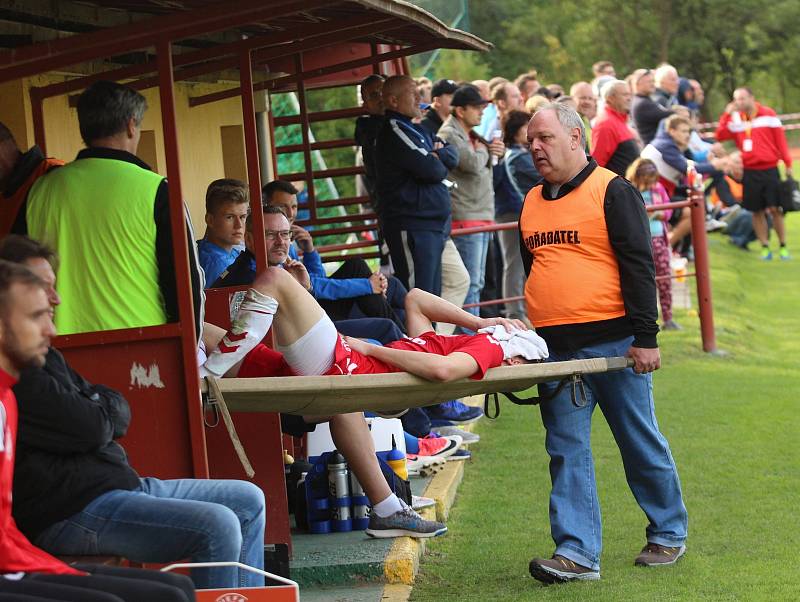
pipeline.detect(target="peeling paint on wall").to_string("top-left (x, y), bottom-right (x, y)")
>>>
top-left (130, 362), bottom-right (166, 389)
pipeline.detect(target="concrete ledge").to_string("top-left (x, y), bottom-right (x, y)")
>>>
top-left (380, 583), bottom-right (413, 601)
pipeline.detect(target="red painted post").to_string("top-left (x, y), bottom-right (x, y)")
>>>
top-left (239, 48), bottom-right (267, 272)
top-left (688, 187), bottom-right (717, 352)
top-left (293, 53), bottom-right (317, 221)
top-left (29, 88), bottom-right (46, 155)
top-left (155, 38), bottom-right (210, 477)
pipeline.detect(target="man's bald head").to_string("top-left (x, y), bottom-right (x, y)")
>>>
top-left (382, 75), bottom-right (422, 119)
top-left (471, 80), bottom-right (491, 101)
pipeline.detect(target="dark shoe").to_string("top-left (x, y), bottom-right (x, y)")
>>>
top-left (424, 400), bottom-right (483, 425)
top-left (634, 543), bottom-right (686, 567)
top-left (529, 555), bottom-right (600, 583)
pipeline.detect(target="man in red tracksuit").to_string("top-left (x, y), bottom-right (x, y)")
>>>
top-left (590, 80), bottom-right (640, 176)
top-left (716, 87), bottom-right (793, 260)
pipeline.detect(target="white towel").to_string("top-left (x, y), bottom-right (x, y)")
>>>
top-left (478, 324), bottom-right (549, 361)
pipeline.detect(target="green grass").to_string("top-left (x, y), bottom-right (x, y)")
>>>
top-left (412, 220), bottom-right (800, 601)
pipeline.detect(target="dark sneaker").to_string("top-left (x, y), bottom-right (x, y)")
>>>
top-left (634, 543), bottom-right (686, 567)
top-left (529, 555), bottom-right (600, 583)
top-left (365, 507), bottom-right (447, 539)
top-left (425, 400), bottom-right (483, 425)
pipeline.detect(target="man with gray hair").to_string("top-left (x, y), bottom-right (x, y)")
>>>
top-left (521, 103), bottom-right (687, 583)
top-left (590, 80), bottom-right (640, 175)
top-left (653, 64), bottom-right (680, 109)
top-left (26, 80), bottom-right (204, 336)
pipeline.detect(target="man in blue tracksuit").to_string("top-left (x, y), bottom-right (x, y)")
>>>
top-left (375, 75), bottom-right (459, 297)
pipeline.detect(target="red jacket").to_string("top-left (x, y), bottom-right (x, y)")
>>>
top-left (715, 103), bottom-right (791, 170)
top-left (0, 369), bottom-right (80, 576)
top-left (590, 107), bottom-right (640, 175)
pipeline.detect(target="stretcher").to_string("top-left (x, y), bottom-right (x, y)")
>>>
top-left (201, 356), bottom-right (632, 415)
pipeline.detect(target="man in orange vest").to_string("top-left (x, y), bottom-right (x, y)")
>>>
top-left (0, 122), bottom-right (63, 236)
top-left (520, 103), bottom-right (687, 583)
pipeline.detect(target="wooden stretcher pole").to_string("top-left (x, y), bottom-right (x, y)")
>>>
top-left (156, 37), bottom-right (209, 477)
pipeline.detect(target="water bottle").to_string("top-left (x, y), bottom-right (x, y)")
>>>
top-left (349, 471), bottom-right (370, 530)
top-left (491, 128), bottom-right (502, 166)
top-left (327, 451), bottom-right (352, 531)
top-left (386, 435), bottom-right (408, 480)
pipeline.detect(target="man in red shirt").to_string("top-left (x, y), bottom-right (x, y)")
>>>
top-left (590, 80), bottom-right (640, 176)
top-left (204, 266), bottom-right (535, 386)
top-left (715, 87), bottom-right (793, 260)
top-left (0, 260), bottom-right (193, 601)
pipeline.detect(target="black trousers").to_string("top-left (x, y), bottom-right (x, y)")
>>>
top-left (319, 258), bottom-right (405, 331)
top-left (1, 564), bottom-right (195, 602)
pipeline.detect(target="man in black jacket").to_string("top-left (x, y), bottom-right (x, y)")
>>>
top-left (0, 235), bottom-right (266, 592)
top-left (631, 69), bottom-right (681, 146)
top-left (374, 75), bottom-right (459, 297)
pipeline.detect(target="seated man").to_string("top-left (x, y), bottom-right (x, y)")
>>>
top-left (0, 259), bottom-right (195, 602)
top-left (262, 180), bottom-right (407, 331)
top-left (197, 179), bottom-right (250, 287)
top-left (0, 235), bottom-right (266, 591)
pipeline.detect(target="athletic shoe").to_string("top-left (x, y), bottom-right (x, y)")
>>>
top-left (705, 218), bottom-right (727, 233)
top-left (412, 434), bottom-right (462, 460)
top-left (718, 204), bottom-right (741, 223)
top-left (529, 555), bottom-right (600, 583)
top-left (446, 449), bottom-right (471, 462)
top-left (429, 418), bottom-right (455, 428)
top-left (434, 426), bottom-right (480, 444)
top-left (406, 455), bottom-right (446, 477)
top-left (634, 543), bottom-right (686, 567)
top-left (425, 400), bottom-right (483, 425)
top-left (761, 247), bottom-right (773, 261)
top-left (366, 506), bottom-right (447, 538)
top-left (411, 495), bottom-right (436, 510)
top-left (779, 247), bottom-right (791, 261)
top-left (662, 319), bottom-right (682, 331)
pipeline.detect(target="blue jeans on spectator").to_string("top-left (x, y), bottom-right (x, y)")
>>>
top-left (727, 209), bottom-right (758, 248)
top-left (34, 477), bottom-right (266, 590)
top-left (538, 336), bottom-right (687, 570)
top-left (452, 231), bottom-right (491, 317)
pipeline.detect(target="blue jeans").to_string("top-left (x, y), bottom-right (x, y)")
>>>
top-left (34, 477), bottom-right (266, 590)
top-left (452, 231), bottom-right (491, 316)
top-left (538, 336), bottom-right (687, 570)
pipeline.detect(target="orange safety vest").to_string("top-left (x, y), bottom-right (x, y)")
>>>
top-left (0, 156), bottom-right (64, 236)
top-left (520, 166), bottom-right (626, 328)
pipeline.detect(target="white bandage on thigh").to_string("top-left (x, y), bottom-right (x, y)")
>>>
top-left (203, 288), bottom-right (278, 377)
top-left (275, 313), bottom-right (338, 376)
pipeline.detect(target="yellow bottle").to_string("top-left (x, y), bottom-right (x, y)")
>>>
top-left (386, 435), bottom-right (408, 480)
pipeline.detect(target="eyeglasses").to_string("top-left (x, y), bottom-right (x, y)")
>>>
top-left (265, 230), bottom-right (293, 241)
